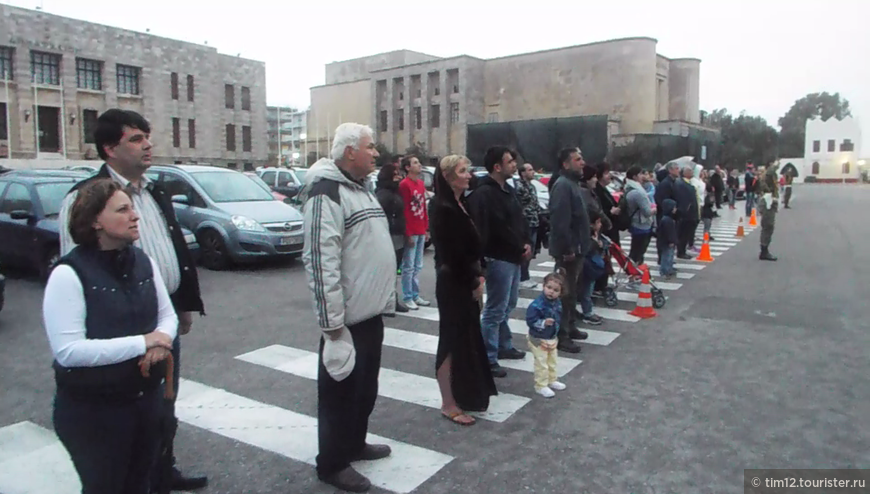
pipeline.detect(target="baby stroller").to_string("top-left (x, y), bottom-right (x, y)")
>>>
top-left (601, 240), bottom-right (667, 309)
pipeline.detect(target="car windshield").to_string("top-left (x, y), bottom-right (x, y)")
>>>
top-left (191, 171), bottom-right (274, 202)
top-left (293, 169), bottom-right (307, 184)
top-left (246, 173), bottom-right (273, 194)
top-left (36, 181), bottom-right (76, 216)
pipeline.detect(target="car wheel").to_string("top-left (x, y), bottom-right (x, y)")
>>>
top-left (41, 247), bottom-right (60, 282)
top-left (198, 230), bottom-right (230, 271)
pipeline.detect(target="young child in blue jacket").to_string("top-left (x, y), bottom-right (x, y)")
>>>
top-left (525, 270), bottom-right (568, 398)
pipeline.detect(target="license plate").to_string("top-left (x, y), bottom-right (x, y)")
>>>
top-left (279, 236), bottom-right (301, 246)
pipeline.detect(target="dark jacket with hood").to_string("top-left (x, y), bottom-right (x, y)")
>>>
top-left (375, 173), bottom-right (406, 248)
top-left (467, 174), bottom-right (529, 265)
top-left (709, 171), bottom-right (725, 196)
top-left (654, 168), bottom-right (677, 221)
top-left (548, 170), bottom-right (591, 258)
top-left (595, 181), bottom-right (619, 235)
top-left (673, 177), bottom-right (699, 222)
top-left (656, 198), bottom-right (678, 250)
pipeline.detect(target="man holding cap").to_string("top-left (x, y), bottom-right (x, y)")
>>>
top-left (300, 123), bottom-right (396, 493)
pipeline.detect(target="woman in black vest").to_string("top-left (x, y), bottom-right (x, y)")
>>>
top-left (43, 178), bottom-right (178, 494)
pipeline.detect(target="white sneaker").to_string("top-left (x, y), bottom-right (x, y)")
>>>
top-left (549, 381), bottom-right (566, 391)
top-left (537, 387), bottom-right (555, 398)
top-left (404, 300), bottom-right (419, 310)
top-left (414, 297), bottom-right (431, 307)
top-left (520, 280), bottom-right (539, 289)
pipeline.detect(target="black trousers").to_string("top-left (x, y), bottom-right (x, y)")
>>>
top-left (677, 219), bottom-right (696, 256)
top-left (629, 232), bottom-right (652, 265)
top-left (554, 257), bottom-right (582, 339)
top-left (54, 387), bottom-right (163, 494)
top-left (316, 315), bottom-right (384, 477)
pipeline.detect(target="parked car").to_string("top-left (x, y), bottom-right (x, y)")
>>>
top-left (63, 165), bottom-right (99, 175)
top-left (146, 165), bottom-right (305, 270)
top-left (244, 172), bottom-right (288, 202)
top-left (0, 170), bottom-right (84, 279)
top-left (256, 167), bottom-right (307, 199)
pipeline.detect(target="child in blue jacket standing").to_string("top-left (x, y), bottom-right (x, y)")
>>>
top-left (525, 271), bottom-right (568, 398)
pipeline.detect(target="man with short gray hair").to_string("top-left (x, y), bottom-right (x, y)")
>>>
top-left (299, 123), bottom-right (396, 492)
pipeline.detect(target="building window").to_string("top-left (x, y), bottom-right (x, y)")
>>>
top-left (170, 72), bottom-right (179, 99)
top-left (811, 161), bottom-right (820, 174)
top-left (188, 119), bottom-right (196, 148)
top-left (226, 124), bottom-right (236, 151)
top-left (31, 51), bottom-right (61, 85)
top-left (0, 103), bottom-right (7, 140)
top-left (243, 162), bottom-right (254, 171)
top-left (82, 109), bottom-right (98, 144)
top-left (172, 118), bottom-right (180, 148)
top-left (241, 87), bottom-right (251, 111)
top-left (75, 58), bottom-right (102, 90)
top-left (380, 110), bottom-right (388, 132)
top-left (453, 84), bottom-right (459, 94)
top-left (414, 107), bottom-right (422, 130)
top-left (488, 112), bottom-right (499, 123)
top-left (430, 105), bottom-right (440, 128)
top-left (186, 75), bottom-right (194, 101)
top-left (450, 103), bottom-right (460, 124)
top-left (0, 47), bottom-right (13, 80)
top-left (842, 162), bottom-right (850, 174)
top-left (399, 91), bottom-right (403, 101)
top-left (812, 140), bottom-right (820, 153)
top-left (416, 89), bottom-right (422, 98)
top-left (827, 139), bottom-right (835, 152)
top-left (227, 162), bottom-right (238, 169)
top-left (116, 64), bottom-right (141, 95)
top-left (434, 86), bottom-right (440, 96)
top-left (396, 109), bottom-right (404, 131)
top-left (242, 125), bottom-right (252, 152)
top-left (225, 84), bottom-right (234, 109)
top-left (841, 139), bottom-right (854, 152)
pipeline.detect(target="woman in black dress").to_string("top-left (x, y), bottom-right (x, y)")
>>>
top-left (431, 155), bottom-right (497, 426)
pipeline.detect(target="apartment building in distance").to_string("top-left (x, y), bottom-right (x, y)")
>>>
top-left (0, 4), bottom-right (268, 169)
top-left (266, 106), bottom-right (307, 166)
top-left (306, 38), bottom-right (703, 160)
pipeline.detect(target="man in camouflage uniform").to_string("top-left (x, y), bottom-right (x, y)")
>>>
top-left (758, 162), bottom-right (780, 261)
top-left (517, 162), bottom-right (544, 289)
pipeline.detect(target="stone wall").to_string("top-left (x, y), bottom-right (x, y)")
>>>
top-left (307, 79), bottom-right (372, 158)
top-left (325, 50), bottom-right (441, 85)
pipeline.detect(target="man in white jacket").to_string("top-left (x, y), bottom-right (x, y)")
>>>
top-left (300, 123), bottom-right (396, 493)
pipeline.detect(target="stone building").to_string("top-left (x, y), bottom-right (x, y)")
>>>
top-left (0, 4), bottom-right (267, 169)
top-left (266, 106), bottom-right (307, 166)
top-left (306, 37), bottom-right (703, 159)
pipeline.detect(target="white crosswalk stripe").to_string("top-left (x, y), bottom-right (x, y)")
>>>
top-left (175, 379), bottom-right (453, 494)
top-left (235, 345), bottom-right (532, 423)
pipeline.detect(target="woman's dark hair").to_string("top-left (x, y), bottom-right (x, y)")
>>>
top-left (626, 165), bottom-right (643, 181)
top-left (588, 209), bottom-right (602, 225)
top-left (69, 178), bottom-right (129, 247)
top-left (95, 109), bottom-right (151, 160)
top-left (376, 163), bottom-right (399, 190)
top-left (581, 164), bottom-right (598, 182)
top-left (483, 146), bottom-right (515, 173)
top-left (595, 162), bottom-right (610, 180)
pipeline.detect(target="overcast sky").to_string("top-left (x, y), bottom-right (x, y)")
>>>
top-left (6, 0), bottom-right (869, 151)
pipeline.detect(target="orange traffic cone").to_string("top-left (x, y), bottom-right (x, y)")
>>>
top-left (629, 268), bottom-right (658, 319)
top-left (696, 232), bottom-right (714, 262)
top-left (736, 217), bottom-right (745, 237)
top-left (749, 208), bottom-right (758, 227)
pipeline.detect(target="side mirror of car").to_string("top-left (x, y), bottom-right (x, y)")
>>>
top-left (10, 210), bottom-right (33, 221)
top-left (171, 194), bottom-right (190, 205)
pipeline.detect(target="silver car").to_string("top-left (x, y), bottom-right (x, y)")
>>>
top-left (146, 165), bottom-right (305, 270)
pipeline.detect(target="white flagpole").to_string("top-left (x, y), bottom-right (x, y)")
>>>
top-left (4, 68), bottom-right (11, 159)
top-left (59, 74), bottom-right (67, 159)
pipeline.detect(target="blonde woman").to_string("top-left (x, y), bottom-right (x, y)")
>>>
top-left (431, 155), bottom-right (497, 426)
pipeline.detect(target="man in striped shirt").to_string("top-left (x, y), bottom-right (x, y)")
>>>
top-left (58, 109), bottom-right (207, 492)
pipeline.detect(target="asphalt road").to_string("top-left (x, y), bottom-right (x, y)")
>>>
top-left (1, 184), bottom-right (868, 494)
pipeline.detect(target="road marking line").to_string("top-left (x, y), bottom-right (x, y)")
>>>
top-left (235, 346), bottom-right (531, 423)
top-left (400, 307), bottom-right (621, 346)
top-left (176, 379), bottom-right (453, 494)
top-left (381, 327), bottom-right (582, 376)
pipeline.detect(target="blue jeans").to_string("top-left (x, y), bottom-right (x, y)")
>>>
top-left (660, 245), bottom-right (676, 276)
top-left (578, 278), bottom-right (595, 317)
top-left (401, 235), bottom-right (426, 302)
top-left (481, 259), bottom-right (520, 365)
top-left (745, 192), bottom-right (756, 216)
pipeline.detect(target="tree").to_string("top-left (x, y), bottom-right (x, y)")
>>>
top-left (778, 92), bottom-right (851, 158)
top-left (405, 141), bottom-right (435, 166)
top-left (706, 108), bottom-right (779, 167)
top-left (374, 143), bottom-right (394, 167)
